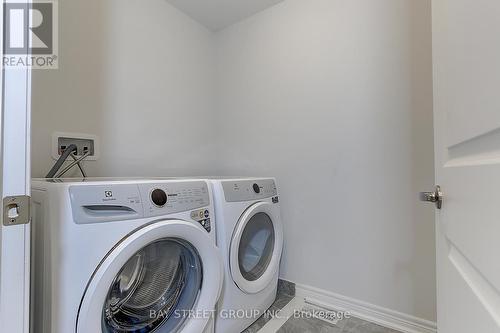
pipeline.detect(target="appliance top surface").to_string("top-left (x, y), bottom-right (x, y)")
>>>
top-left (32, 177), bottom-right (187, 184)
top-left (32, 176), bottom-right (275, 184)
top-left (208, 176), bottom-right (275, 181)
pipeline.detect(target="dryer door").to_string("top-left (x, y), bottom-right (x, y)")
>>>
top-left (77, 220), bottom-right (222, 333)
top-left (230, 202), bottom-right (283, 294)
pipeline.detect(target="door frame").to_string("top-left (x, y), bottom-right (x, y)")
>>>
top-left (0, 0), bottom-right (32, 331)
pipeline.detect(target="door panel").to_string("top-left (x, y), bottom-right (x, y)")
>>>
top-left (433, 0), bottom-right (500, 331)
top-left (437, 229), bottom-right (499, 333)
top-left (440, 0), bottom-right (500, 147)
top-left (443, 166), bottom-right (500, 290)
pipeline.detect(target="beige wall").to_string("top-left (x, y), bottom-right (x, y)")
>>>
top-left (31, 0), bottom-right (217, 178)
top-left (215, 0), bottom-right (436, 321)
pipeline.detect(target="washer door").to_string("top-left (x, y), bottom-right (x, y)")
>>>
top-left (230, 202), bottom-right (283, 294)
top-left (77, 220), bottom-right (222, 333)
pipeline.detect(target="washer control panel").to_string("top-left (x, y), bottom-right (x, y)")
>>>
top-left (69, 181), bottom-right (210, 224)
top-left (139, 181), bottom-right (210, 218)
top-left (222, 179), bottom-right (277, 202)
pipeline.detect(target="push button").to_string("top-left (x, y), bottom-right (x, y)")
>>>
top-left (204, 218), bottom-right (211, 232)
top-left (199, 218), bottom-right (211, 232)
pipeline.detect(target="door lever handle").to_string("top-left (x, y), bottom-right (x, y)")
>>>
top-left (420, 185), bottom-right (443, 209)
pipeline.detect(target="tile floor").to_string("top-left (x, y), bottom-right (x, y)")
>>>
top-left (275, 314), bottom-right (403, 333)
top-left (242, 294), bottom-right (295, 333)
top-left (243, 281), bottom-right (403, 333)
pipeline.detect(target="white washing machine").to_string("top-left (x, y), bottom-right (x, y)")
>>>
top-left (30, 178), bottom-right (223, 333)
top-left (210, 178), bottom-right (284, 333)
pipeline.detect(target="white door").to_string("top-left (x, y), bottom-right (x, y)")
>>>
top-left (0, 1), bottom-right (32, 332)
top-left (432, 1), bottom-right (500, 332)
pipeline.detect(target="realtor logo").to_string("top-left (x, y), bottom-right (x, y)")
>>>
top-left (3, 0), bottom-right (58, 68)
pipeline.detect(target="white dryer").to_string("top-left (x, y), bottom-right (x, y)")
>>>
top-left (210, 178), bottom-right (283, 333)
top-left (31, 178), bottom-right (223, 333)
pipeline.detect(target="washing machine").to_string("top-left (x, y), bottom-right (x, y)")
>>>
top-left (210, 178), bottom-right (283, 333)
top-left (30, 178), bottom-right (223, 333)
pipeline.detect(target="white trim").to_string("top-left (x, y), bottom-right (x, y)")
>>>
top-left (0, 1), bottom-right (32, 332)
top-left (295, 283), bottom-right (437, 333)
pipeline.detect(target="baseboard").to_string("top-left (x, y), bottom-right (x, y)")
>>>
top-left (294, 283), bottom-right (437, 333)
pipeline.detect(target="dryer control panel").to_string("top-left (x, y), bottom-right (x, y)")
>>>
top-left (222, 179), bottom-right (277, 202)
top-left (69, 181), bottom-right (210, 224)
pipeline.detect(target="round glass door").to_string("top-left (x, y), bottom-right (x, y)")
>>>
top-left (102, 238), bottom-right (202, 333)
top-left (238, 212), bottom-right (275, 281)
top-left (230, 202), bottom-right (283, 294)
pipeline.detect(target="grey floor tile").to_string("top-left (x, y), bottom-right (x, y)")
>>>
top-left (270, 294), bottom-right (294, 311)
top-left (341, 317), bottom-right (402, 333)
top-left (242, 318), bottom-right (266, 333)
top-left (276, 316), bottom-right (344, 333)
top-left (247, 296), bottom-right (404, 333)
top-left (242, 294), bottom-right (294, 333)
top-left (277, 279), bottom-right (296, 297)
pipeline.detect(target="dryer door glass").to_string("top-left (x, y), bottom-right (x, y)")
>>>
top-left (102, 238), bottom-right (202, 333)
top-left (238, 212), bottom-right (275, 281)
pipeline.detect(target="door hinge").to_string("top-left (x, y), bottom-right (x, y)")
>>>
top-left (3, 195), bottom-right (31, 226)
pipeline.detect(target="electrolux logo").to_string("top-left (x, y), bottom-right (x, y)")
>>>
top-left (104, 191), bottom-right (113, 198)
top-left (3, 0), bottom-right (58, 69)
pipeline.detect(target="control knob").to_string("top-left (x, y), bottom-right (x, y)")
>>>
top-left (151, 189), bottom-right (168, 207)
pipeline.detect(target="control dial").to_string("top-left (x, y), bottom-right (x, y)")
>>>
top-left (253, 183), bottom-right (261, 194)
top-left (151, 189), bottom-right (168, 207)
